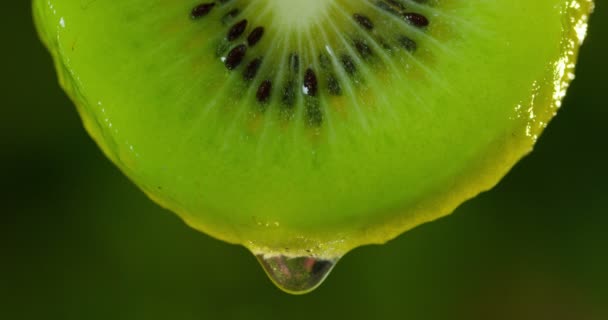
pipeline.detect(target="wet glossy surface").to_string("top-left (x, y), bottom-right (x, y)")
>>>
top-left (256, 254), bottom-right (338, 294)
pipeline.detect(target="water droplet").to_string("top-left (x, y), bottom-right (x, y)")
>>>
top-left (256, 254), bottom-right (338, 294)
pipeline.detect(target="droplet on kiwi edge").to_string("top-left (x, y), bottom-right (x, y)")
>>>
top-left (256, 254), bottom-right (339, 294)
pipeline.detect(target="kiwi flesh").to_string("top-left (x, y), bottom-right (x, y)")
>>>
top-left (34, 0), bottom-right (593, 262)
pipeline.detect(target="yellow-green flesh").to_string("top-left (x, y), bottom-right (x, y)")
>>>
top-left (33, 0), bottom-right (593, 258)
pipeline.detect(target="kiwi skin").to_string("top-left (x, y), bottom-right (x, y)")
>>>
top-left (32, 0), bottom-right (594, 259)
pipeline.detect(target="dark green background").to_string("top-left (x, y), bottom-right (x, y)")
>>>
top-left (2, 2), bottom-right (607, 319)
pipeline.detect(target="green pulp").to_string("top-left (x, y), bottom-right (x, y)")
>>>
top-left (33, 0), bottom-right (593, 258)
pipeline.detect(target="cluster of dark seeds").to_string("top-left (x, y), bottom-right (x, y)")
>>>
top-left (190, 0), bottom-right (431, 127)
top-left (192, 2), bottom-right (266, 71)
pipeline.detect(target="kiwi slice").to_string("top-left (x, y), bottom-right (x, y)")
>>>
top-left (34, 0), bottom-right (593, 293)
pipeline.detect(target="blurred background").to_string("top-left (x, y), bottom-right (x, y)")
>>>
top-left (2, 2), bottom-right (607, 319)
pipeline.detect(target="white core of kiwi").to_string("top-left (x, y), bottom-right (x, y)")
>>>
top-left (269, 0), bottom-right (332, 30)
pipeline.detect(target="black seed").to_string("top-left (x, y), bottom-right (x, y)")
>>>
top-left (247, 27), bottom-right (265, 46)
top-left (282, 80), bottom-right (297, 107)
top-left (221, 9), bottom-right (239, 25)
top-left (306, 100), bottom-right (323, 127)
top-left (256, 80), bottom-right (272, 104)
top-left (225, 44), bottom-right (247, 70)
top-left (353, 13), bottom-right (374, 30)
top-left (303, 69), bottom-right (318, 97)
top-left (243, 58), bottom-right (262, 81)
top-left (341, 55), bottom-right (357, 75)
top-left (327, 74), bottom-right (342, 96)
top-left (354, 40), bottom-right (373, 58)
top-left (191, 3), bottom-right (215, 19)
top-left (288, 53), bottom-right (300, 73)
top-left (403, 13), bottom-right (429, 27)
top-left (398, 36), bottom-right (417, 52)
top-left (228, 19), bottom-right (248, 41)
